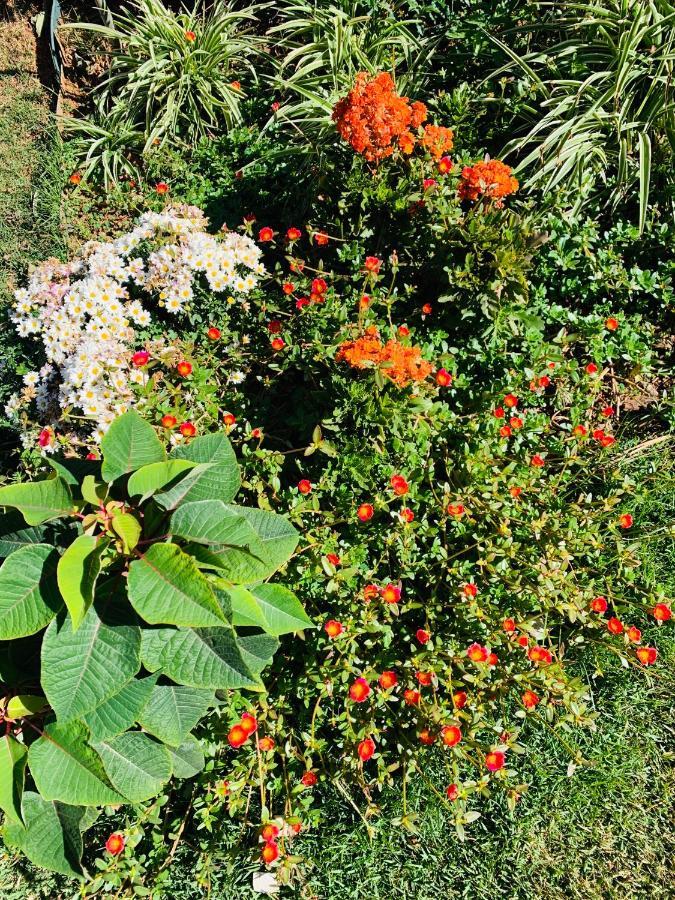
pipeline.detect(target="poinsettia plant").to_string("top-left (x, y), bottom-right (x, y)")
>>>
top-left (0, 410), bottom-right (311, 877)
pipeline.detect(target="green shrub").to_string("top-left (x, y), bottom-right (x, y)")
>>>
top-left (0, 410), bottom-right (310, 877)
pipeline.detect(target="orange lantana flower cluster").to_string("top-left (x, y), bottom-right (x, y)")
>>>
top-left (458, 159), bottom-right (519, 203)
top-left (332, 72), bottom-right (428, 162)
top-left (336, 328), bottom-right (433, 387)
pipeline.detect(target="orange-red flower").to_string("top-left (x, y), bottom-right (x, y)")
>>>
top-left (447, 502), bottom-right (465, 517)
top-left (240, 712), bottom-right (257, 735)
top-left (286, 226), bottom-right (302, 241)
top-left (349, 678), bottom-right (371, 703)
top-left (522, 690), bottom-right (540, 709)
top-left (652, 603), bottom-right (672, 622)
top-left (590, 596), bottom-right (608, 613)
top-left (228, 724), bottom-right (248, 748)
top-left (636, 646), bottom-right (658, 665)
top-left (105, 833), bottom-right (125, 855)
top-left (177, 360), bottom-right (192, 377)
top-left (333, 72), bottom-right (427, 162)
top-left (161, 414), bottom-right (177, 429)
top-left (446, 783), bottom-right (459, 800)
top-left (179, 422), bottom-right (196, 438)
top-left (358, 737), bottom-right (376, 761)
top-left (378, 670), bottom-right (397, 689)
top-left (467, 642), bottom-right (488, 663)
top-left (381, 584), bottom-right (401, 604)
top-left (258, 736), bottom-right (275, 752)
top-left (335, 331), bottom-right (432, 387)
top-left (261, 824), bottom-right (279, 841)
top-left (297, 479), bottom-right (312, 495)
top-left (458, 160), bottom-right (518, 203)
top-left (261, 842), bottom-right (279, 864)
top-left (416, 628), bottom-right (430, 644)
top-left (155, 182), bottom-right (169, 195)
top-left (485, 750), bottom-right (506, 772)
top-left (364, 256), bottom-right (382, 274)
top-left (324, 619), bottom-right (343, 638)
top-left (207, 326), bottom-right (221, 340)
top-left (301, 771), bottom-right (318, 787)
top-left (618, 513), bottom-right (633, 529)
top-left (441, 724), bottom-right (462, 747)
top-left (390, 474), bottom-right (409, 496)
top-left (627, 625), bottom-right (642, 643)
top-left (418, 728), bottom-right (436, 745)
top-left (452, 690), bottom-right (467, 709)
top-left (503, 618), bottom-right (516, 633)
top-left (605, 316), bottom-right (619, 331)
top-left (258, 227), bottom-right (274, 242)
top-left (223, 412), bottom-right (236, 427)
top-left (357, 503), bottom-right (374, 522)
top-left (421, 124), bottom-right (454, 160)
top-left (404, 688), bottom-right (420, 705)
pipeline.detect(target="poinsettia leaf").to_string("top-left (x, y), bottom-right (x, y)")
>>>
top-left (218, 584), bottom-right (268, 629)
top-left (167, 738), bottom-right (205, 779)
top-left (228, 583), bottom-right (314, 636)
top-left (137, 683), bottom-right (214, 746)
top-left (170, 500), bottom-right (259, 547)
top-left (127, 542), bottom-right (227, 627)
top-left (92, 732), bottom-right (173, 803)
top-left (47, 456), bottom-right (100, 487)
top-left (28, 721), bottom-right (124, 806)
top-left (111, 513), bottom-right (142, 553)
top-left (0, 734), bottom-right (28, 823)
top-left (100, 410), bottom-right (166, 484)
top-left (3, 792), bottom-right (84, 877)
top-left (0, 544), bottom-right (62, 639)
top-left (41, 602), bottom-right (141, 723)
top-left (57, 534), bottom-right (108, 631)
top-left (127, 460), bottom-right (197, 500)
top-left (140, 626), bottom-right (258, 689)
top-left (236, 633), bottom-right (280, 676)
top-left (0, 478), bottom-right (73, 525)
top-left (156, 433), bottom-right (240, 508)
top-left (5, 694), bottom-right (48, 720)
top-left (82, 675), bottom-right (157, 742)
top-left (0, 511), bottom-right (54, 558)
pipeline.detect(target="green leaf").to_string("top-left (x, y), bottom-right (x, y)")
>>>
top-left (5, 694), bottom-right (48, 720)
top-left (167, 738), bottom-right (205, 779)
top-left (140, 626), bottom-right (258, 689)
top-left (237, 633), bottom-right (280, 676)
top-left (100, 410), bottom-right (166, 483)
top-left (82, 675), bottom-right (157, 742)
top-left (80, 475), bottom-right (108, 506)
top-left (111, 513), bottom-right (142, 553)
top-left (220, 584), bottom-right (267, 629)
top-left (127, 543), bottom-right (227, 627)
top-left (0, 478), bottom-right (73, 525)
top-left (231, 583), bottom-right (314, 636)
top-left (127, 460), bottom-right (197, 499)
top-left (3, 792), bottom-right (84, 877)
top-left (0, 544), bottom-right (62, 639)
top-left (0, 735), bottom-right (27, 822)
top-left (57, 534), bottom-right (108, 631)
top-left (93, 732), bottom-right (172, 803)
top-left (41, 603), bottom-right (141, 722)
top-left (170, 500), bottom-right (259, 547)
top-left (222, 506), bottom-right (299, 581)
top-left (137, 684), bottom-right (214, 746)
top-left (638, 131), bottom-right (651, 235)
top-left (156, 433), bottom-right (240, 508)
top-left (0, 511), bottom-right (52, 557)
top-left (28, 722), bottom-right (124, 806)
top-left (48, 456), bottom-right (99, 487)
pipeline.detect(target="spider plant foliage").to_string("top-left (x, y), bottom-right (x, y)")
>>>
top-left (490, 0), bottom-right (675, 230)
top-left (67, 0), bottom-right (261, 165)
top-left (265, 0), bottom-right (439, 156)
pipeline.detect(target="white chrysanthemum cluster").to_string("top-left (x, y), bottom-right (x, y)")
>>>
top-left (6, 206), bottom-right (264, 442)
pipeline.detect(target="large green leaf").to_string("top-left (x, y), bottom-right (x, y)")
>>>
top-left (198, 506), bottom-right (299, 583)
top-left (170, 500), bottom-right (259, 547)
top-left (57, 534), bottom-right (108, 631)
top-left (226, 583), bottom-right (314, 636)
top-left (5, 694), bottom-right (47, 719)
top-left (100, 410), bottom-right (166, 483)
top-left (0, 544), bottom-right (62, 639)
top-left (140, 626), bottom-right (258, 689)
top-left (237, 633), bottom-right (280, 676)
top-left (0, 478), bottom-right (73, 525)
top-left (167, 738), bottom-right (205, 779)
top-left (28, 722), bottom-right (124, 806)
top-left (82, 675), bottom-right (157, 742)
top-left (127, 543), bottom-right (227, 627)
top-left (93, 732), bottom-right (172, 803)
top-left (3, 792), bottom-right (84, 877)
top-left (155, 433), bottom-right (240, 508)
top-left (41, 603), bottom-right (141, 722)
top-left (137, 684), bottom-right (214, 746)
top-left (47, 456), bottom-right (99, 487)
top-left (0, 511), bottom-right (52, 557)
top-left (127, 459), bottom-right (197, 499)
top-left (0, 734), bottom-right (27, 823)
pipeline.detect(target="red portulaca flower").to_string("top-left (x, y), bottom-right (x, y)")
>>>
top-left (378, 670), bottom-right (397, 689)
top-left (324, 619), bottom-right (343, 638)
top-left (390, 474), bottom-right (409, 495)
top-left (636, 646), bottom-right (658, 665)
top-left (286, 227), bottom-right (302, 241)
top-left (590, 596), bottom-right (608, 613)
top-left (618, 513), bottom-right (633, 529)
top-left (258, 227), bottom-right (274, 242)
top-left (357, 503), bottom-right (374, 522)
top-left (436, 368), bottom-right (452, 386)
top-left (301, 771), bottom-right (318, 787)
top-left (297, 479), bottom-right (312, 494)
top-left (358, 737), bottom-right (375, 761)
top-left (381, 584), bottom-right (401, 604)
top-left (522, 690), bottom-right (540, 709)
top-left (261, 842), bottom-right (279, 864)
top-left (485, 750), bottom-right (506, 772)
top-left (441, 725), bottom-right (462, 747)
top-left (349, 678), bottom-right (371, 703)
top-left (416, 628), bottom-right (430, 644)
top-left (132, 350), bottom-right (149, 367)
top-left (176, 360), bottom-right (192, 377)
top-left (106, 833), bottom-right (125, 855)
top-left (652, 603), bottom-right (672, 622)
top-left (161, 414), bottom-right (177, 429)
top-left (364, 256), bottom-right (382, 274)
top-left (467, 642), bottom-right (489, 663)
top-left (179, 422), bottom-right (196, 437)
